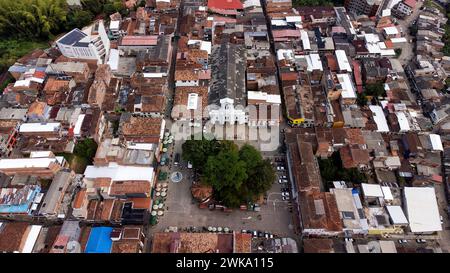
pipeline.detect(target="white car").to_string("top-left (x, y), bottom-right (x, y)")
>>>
top-left (277, 166), bottom-right (285, 171)
top-left (278, 179), bottom-right (287, 184)
top-left (187, 161), bottom-right (193, 169)
top-left (282, 192), bottom-right (290, 197)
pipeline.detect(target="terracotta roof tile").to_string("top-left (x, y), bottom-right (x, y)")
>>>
top-left (109, 181), bottom-right (151, 196)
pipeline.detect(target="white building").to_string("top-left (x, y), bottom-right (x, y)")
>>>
top-left (56, 20), bottom-right (110, 64)
top-left (208, 98), bottom-right (247, 125)
top-left (404, 187), bottom-right (442, 234)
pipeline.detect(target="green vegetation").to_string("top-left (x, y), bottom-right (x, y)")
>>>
top-left (0, 0), bottom-right (68, 40)
top-left (356, 92), bottom-right (368, 107)
top-left (395, 48), bottom-right (402, 58)
top-left (0, 39), bottom-right (49, 73)
top-left (73, 138), bottom-right (98, 164)
top-left (57, 138), bottom-right (98, 173)
top-left (183, 139), bottom-right (275, 207)
top-left (443, 6), bottom-right (450, 56)
top-left (0, 0), bottom-right (127, 73)
top-left (57, 153), bottom-right (89, 174)
top-left (292, 0), bottom-right (344, 7)
top-left (364, 82), bottom-right (386, 98)
top-left (318, 152), bottom-right (367, 187)
top-left (423, 0), bottom-right (445, 13)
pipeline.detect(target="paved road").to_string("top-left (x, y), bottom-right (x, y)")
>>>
top-left (396, 0), bottom-right (424, 65)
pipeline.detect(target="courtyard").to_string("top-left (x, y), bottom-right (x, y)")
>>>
top-left (150, 137), bottom-right (296, 238)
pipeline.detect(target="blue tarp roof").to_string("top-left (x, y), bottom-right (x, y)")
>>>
top-left (85, 227), bottom-right (113, 253)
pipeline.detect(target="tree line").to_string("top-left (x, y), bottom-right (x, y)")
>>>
top-left (0, 0), bottom-right (127, 40)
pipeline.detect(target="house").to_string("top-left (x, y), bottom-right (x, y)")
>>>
top-left (119, 35), bottom-right (159, 54)
top-left (56, 20), bottom-right (110, 64)
top-left (0, 222), bottom-right (43, 253)
top-left (340, 145), bottom-right (370, 170)
top-left (298, 191), bottom-right (343, 236)
top-left (45, 62), bottom-right (90, 83)
top-left (345, 0), bottom-right (383, 16)
top-left (207, 0), bottom-right (243, 15)
top-left (119, 114), bottom-right (165, 143)
top-left (0, 184), bottom-right (41, 215)
top-left (151, 232), bottom-right (235, 253)
top-left (403, 187), bottom-right (442, 234)
top-left (85, 227), bottom-right (113, 253)
top-left (19, 122), bottom-right (62, 139)
top-left (331, 188), bottom-right (368, 235)
top-left (0, 152), bottom-right (64, 178)
top-left (38, 170), bottom-right (75, 218)
top-left (172, 86), bottom-right (208, 123)
top-left (394, 0), bottom-right (416, 17)
top-left (50, 220), bottom-right (81, 253)
top-left (27, 101), bottom-right (51, 122)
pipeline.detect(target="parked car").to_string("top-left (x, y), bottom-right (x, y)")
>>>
top-left (187, 161), bottom-right (193, 169)
top-left (398, 239), bottom-right (408, 244)
top-left (416, 239), bottom-right (427, 244)
top-left (282, 196), bottom-right (288, 201)
top-left (279, 175), bottom-right (287, 179)
top-left (278, 179), bottom-right (288, 184)
top-left (241, 229), bottom-right (247, 234)
top-left (282, 192), bottom-right (290, 197)
top-left (281, 188), bottom-right (289, 192)
top-left (174, 153), bottom-right (180, 166)
top-left (276, 166), bottom-right (285, 171)
top-left (252, 230), bottom-right (258, 237)
top-left (441, 215), bottom-right (444, 224)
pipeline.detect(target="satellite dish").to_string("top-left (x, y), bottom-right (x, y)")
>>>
top-left (66, 241), bottom-right (81, 253)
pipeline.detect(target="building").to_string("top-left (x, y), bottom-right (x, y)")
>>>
top-left (299, 191), bottom-right (343, 236)
top-left (403, 187), bottom-right (442, 234)
top-left (208, 41), bottom-right (247, 125)
top-left (345, 0), bottom-right (383, 16)
top-left (151, 232), bottom-right (235, 253)
top-left (0, 152), bottom-right (64, 178)
top-left (50, 220), bottom-right (81, 253)
top-left (38, 170), bottom-right (75, 218)
top-left (56, 20), bottom-right (110, 64)
top-left (0, 222), bottom-right (42, 253)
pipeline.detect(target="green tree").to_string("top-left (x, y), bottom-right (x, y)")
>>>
top-left (203, 147), bottom-right (248, 197)
top-left (243, 159), bottom-right (275, 199)
top-left (73, 138), bottom-right (98, 163)
top-left (318, 151), bottom-right (367, 184)
top-left (184, 139), bottom-right (276, 207)
top-left (239, 144), bottom-right (263, 171)
top-left (364, 82), bottom-right (386, 97)
top-left (0, 0), bottom-right (68, 39)
top-left (66, 9), bottom-right (94, 30)
top-left (182, 136), bottom-right (221, 172)
top-left (356, 92), bottom-right (368, 107)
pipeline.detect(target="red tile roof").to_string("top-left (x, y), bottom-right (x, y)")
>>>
top-left (121, 35), bottom-right (158, 46)
top-left (208, 0), bottom-right (243, 10)
top-left (403, 0), bottom-right (416, 8)
top-left (272, 29), bottom-right (301, 38)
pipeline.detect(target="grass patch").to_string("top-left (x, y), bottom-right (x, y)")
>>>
top-left (57, 153), bottom-right (89, 174)
top-left (0, 39), bottom-right (49, 72)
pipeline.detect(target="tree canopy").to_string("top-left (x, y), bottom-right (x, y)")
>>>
top-left (0, 0), bottom-right (68, 39)
top-left (73, 138), bottom-right (98, 164)
top-left (183, 139), bottom-right (275, 207)
top-left (364, 82), bottom-right (386, 98)
top-left (318, 151), bottom-right (367, 187)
